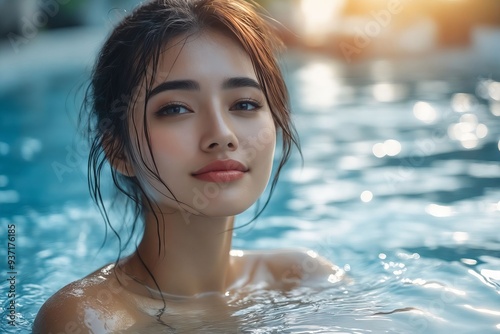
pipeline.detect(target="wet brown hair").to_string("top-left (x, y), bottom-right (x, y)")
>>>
top-left (81, 0), bottom-right (300, 296)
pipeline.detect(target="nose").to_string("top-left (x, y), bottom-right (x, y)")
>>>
top-left (200, 110), bottom-right (239, 153)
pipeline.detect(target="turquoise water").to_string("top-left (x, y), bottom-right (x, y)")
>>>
top-left (1, 44), bottom-right (500, 332)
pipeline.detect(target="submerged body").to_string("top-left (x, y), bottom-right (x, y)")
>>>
top-left (34, 250), bottom-right (342, 332)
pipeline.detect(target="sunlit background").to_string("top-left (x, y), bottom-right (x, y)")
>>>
top-left (1, 0), bottom-right (499, 333)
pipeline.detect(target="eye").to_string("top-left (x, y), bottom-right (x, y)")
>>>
top-left (155, 103), bottom-right (191, 117)
top-left (231, 99), bottom-right (262, 112)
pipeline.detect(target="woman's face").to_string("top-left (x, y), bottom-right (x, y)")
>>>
top-left (128, 29), bottom-right (276, 217)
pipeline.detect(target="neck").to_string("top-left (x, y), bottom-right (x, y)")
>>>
top-left (125, 210), bottom-right (235, 297)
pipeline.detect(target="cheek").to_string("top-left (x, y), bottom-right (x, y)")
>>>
top-left (128, 124), bottom-right (189, 182)
top-left (253, 116), bottom-right (276, 157)
top-left (239, 116), bottom-right (276, 171)
top-left (148, 121), bottom-right (200, 159)
top-left (262, 129), bottom-right (277, 171)
top-left (262, 124), bottom-right (277, 153)
top-left (150, 132), bottom-right (189, 160)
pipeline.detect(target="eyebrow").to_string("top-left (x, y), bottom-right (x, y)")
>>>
top-left (147, 77), bottom-right (262, 100)
top-left (222, 77), bottom-right (261, 90)
top-left (147, 80), bottom-right (200, 99)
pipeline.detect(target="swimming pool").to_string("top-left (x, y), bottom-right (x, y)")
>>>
top-left (1, 28), bottom-right (499, 333)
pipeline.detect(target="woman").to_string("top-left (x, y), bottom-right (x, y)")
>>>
top-left (34, 0), bottom-right (343, 332)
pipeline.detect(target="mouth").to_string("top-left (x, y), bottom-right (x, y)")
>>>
top-left (191, 159), bottom-right (248, 183)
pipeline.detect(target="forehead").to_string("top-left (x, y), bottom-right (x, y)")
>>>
top-left (153, 29), bottom-right (257, 84)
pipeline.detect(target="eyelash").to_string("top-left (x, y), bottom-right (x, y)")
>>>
top-left (154, 102), bottom-right (191, 117)
top-left (154, 98), bottom-right (263, 117)
top-left (230, 98), bottom-right (263, 112)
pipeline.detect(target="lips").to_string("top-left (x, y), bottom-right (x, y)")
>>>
top-left (192, 159), bottom-right (248, 182)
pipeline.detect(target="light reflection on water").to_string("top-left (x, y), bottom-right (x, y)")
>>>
top-left (1, 51), bottom-right (500, 333)
top-left (371, 82), bottom-right (409, 102)
top-left (413, 101), bottom-right (438, 124)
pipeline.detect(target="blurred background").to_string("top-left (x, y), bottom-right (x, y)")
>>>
top-left (1, 0), bottom-right (499, 211)
top-left (1, 1), bottom-right (500, 332)
top-left (3, 0), bottom-right (500, 58)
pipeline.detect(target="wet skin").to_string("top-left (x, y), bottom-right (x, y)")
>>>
top-left (34, 249), bottom-right (342, 333)
top-left (33, 30), bottom-right (343, 333)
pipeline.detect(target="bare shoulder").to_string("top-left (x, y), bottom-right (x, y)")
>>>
top-left (235, 248), bottom-right (345, 288)
top-left (33, 264), bottom-right (138, 334)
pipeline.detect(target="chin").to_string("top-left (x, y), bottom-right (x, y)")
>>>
top-left (147, 177), bottom-right (270, 218)
top-left (187, 198), bottom-right (256, 217)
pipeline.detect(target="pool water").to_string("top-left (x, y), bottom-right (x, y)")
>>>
top-left (1, 32), bottom-right (500, 333)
